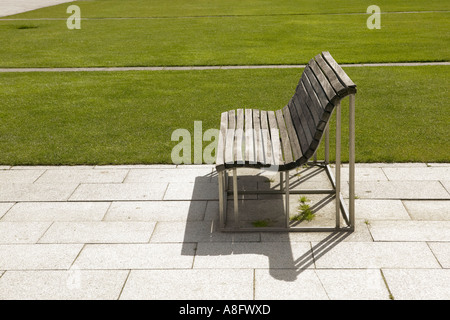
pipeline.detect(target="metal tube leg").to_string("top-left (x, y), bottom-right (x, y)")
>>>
top-left (325, 123), bottom-right (330, 164)
top-left (224, 170), bottom-right (229, 191)
top-left (218, 171), bottom-right (225, 228)
top-left (285, 171), bottom-right (290, 228)
top-left (280, 172), bottom-right (284, 191)
top-left (335, 102), bottom-right (341, 229)
top-left (233, 168), bottom-right (239, 229)
top-left (349, 94), bottom-right (356, 229)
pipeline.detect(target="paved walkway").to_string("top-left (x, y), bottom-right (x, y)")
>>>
top-left (0, 62), bottom-right (449, 73)
top-left (0, 0), bottom-right (74, 18)
top-left (0, 163), bottom-right (448, 300)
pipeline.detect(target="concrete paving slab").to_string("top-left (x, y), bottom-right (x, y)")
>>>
top-left (0, 202), bottom-right (14, 219)
top-left (1, 202), bottom-right (110, 221)
top-left (73, 243), bottom-right (195, 269)
top-left (0, 244), bottom-right (82, 270)
top-left (164, 182), bottom-right (218, 200)
top-left (0, 222), bottom-right (51, 244)
top-left (120, 269), bottom-right (253, 300)
top-left (11, 165), bottom-right (94, 170)
top-left (194, 242), bottom-right (313, 271)
top-left (95, 164), bottom-right (177, 169)
top-left (369, 220), bottom-right (450, 241)
top-left (383, 167), bottom-right (450, 181)
top-left (124, 168), bottom-right (214, 183)
top-left (0, 183), bottom-right (79, 201)
top-left (104, 201), bottom-right (206, 221)
top-left (0, 270), bottom-right (128, 300)
top-left (0, 169), bottom-right (44, 183)
top-left (346, 181), bottom-right (450, 199)
top-left (260, 220), bottom-right (372, 242)
top-left (150, 221), bottom-right (260, 243)
top-left (35, 168), bottom-right (129, 184)
top-left (69, 183), bottom-right (167, 201)
top-left (382, 269), bottom-right (450, 300)
top-left (428, 242), bottom-right (450, 268)
top-left (341, 167), bottom-right (388, 181)
top-left (316, 269), bottom-right (390, 300)
top-left (39, 221), bottom-right (156, 244)
top-left (254, 269), bottom-right (328, 300)
top-left (427, 163), bottom-right (450, 167)
top-left (344, 199), bottom-right (411, 220)
top-left (403, 200), bottom-right (450, 220)
top-left (343, 163), bottom-right (428, 168)
top-left (313, 242), bottom-right (440, 269)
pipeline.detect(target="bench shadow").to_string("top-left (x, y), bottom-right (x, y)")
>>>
top-left (181, 171), bottom-right (349, 282)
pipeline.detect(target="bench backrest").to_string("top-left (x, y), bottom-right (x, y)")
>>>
top-left (287, 51), bottom-right (356, 164)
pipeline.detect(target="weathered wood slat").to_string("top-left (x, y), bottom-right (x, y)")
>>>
top-left (252, 109), bottom-right (265, 165)
top-left (322, 51), bottom-right (356, 90)
top-left (216, 111), bottom-right (228, 169)
top-left (267, 111), bottom-right (284, 166)
top-left (300, 75), bottom-right (323, 127)
top-left (224, 110), bottom-right (235, 165)
top-left (304, 65), bottom-right (329, 110)
top-left (235, 109), bottom-right (245, 163)
top-left (276, 108), bottom-right (294, 164)
top-left (291, 94), bottom-right (314, 152)
top-left (260, 110), bottom-right (274, 166)
top-left (245, 108), bottom-right (255, 164)
top-left (282, 106), bottom-right (302, 161)
top-left (296, 81), bottom-right (321, 129)
top-left (314, 53), bottom-right (346, 98)
top-left (309, 59), bottom-right (336, 103)
top-left (287, 99), bottom-right (308, 156)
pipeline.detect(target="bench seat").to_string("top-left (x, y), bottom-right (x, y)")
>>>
top-left (216, 51), bottom-right (356, 173)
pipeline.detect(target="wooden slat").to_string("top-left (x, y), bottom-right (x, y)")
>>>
top-left (290, 95), bottom-right (314, 154)
top-left (276, 109), bottom-right (294, 164)
top-left (260, 110), bottom-right (274, 166)
top-left (244, 108), bottom-right (255, 164)
top-left (282, 106), bottom-right (302, 161)
top-left (314, 53), bottom-right (346, 97)
top-left (267, 111), bottom-right (283, 166)
top-left (304, 65), bottom-right (329, 109)
top-left (224, 110), bottom-right (235, 165)
top-left (322, 51), bottom-right (356, 89)
top-left (309, 59), bottom-right (336, 102)
top-left (252, 109), bottom-right (265, 165)
top-left (296, 81), bottom-right (321, 129)
top-left (235, 108), bottom-right (244, 163)
top-left (287, 99), bottom-right (308, 155)
top-left (300, 74), bottom-right (322, 125)
top-left (215, 111), bottom-right (228, 169)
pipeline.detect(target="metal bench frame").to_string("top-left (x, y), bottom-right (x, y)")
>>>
top-left (216, 52), bottom-right (356, 232)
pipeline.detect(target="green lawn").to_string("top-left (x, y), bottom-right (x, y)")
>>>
top-left (4, 0), bottom-right (450, 18)
top-left (0, 9), bottom-right (449, 67)
top-left (0, 0), bottom-right (448, 164)
top-left (0, 66), bottom-right (448, 165)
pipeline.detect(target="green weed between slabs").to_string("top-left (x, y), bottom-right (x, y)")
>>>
top-left (291, 196), bottom-right (315, 222)
top-left (0, 66), bottom-right (448, 165)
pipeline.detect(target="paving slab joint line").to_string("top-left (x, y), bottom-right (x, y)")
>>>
top-left (117, 270), bottom-right (132, 300)
top-left (380, 269), bottom-right (395, 300)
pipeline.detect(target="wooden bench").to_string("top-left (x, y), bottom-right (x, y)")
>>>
top-left (215, 52), bottom-right (356, 232)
